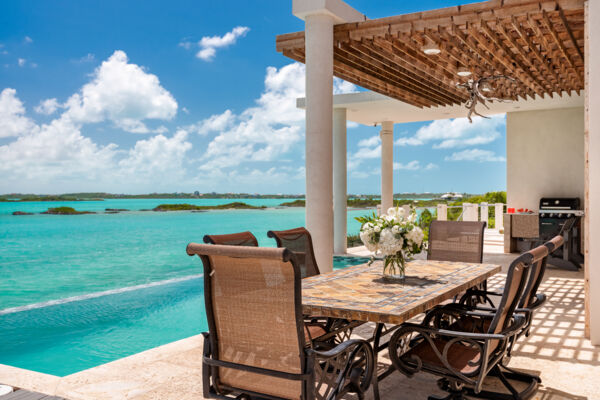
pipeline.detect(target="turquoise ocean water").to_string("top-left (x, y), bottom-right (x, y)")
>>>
top-left (0, 199), bottom-right (369, 376)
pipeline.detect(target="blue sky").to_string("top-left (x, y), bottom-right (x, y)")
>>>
top-left (0, 0), bottom-right (506, 195)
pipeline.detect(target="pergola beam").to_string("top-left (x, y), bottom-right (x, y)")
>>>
top-left (276, 0), bottom-right (585, 109)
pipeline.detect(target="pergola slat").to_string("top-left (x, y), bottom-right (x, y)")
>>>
top-left (276, 0), bottom-right (585, 107)
top-left (542, 9), bottom-right (585, 85)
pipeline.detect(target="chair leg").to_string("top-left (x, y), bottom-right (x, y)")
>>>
top-left (462, 364), bottom-right (539, 400)
top-left (428, 379), bottom-right (468, 400)
top-left (500, 363), bottom-right (542, 384)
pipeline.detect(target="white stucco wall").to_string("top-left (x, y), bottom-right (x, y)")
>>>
top-left (506, 107), bottom-right (585, 211)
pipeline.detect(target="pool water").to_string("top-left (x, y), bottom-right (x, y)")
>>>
top-left (0, 256), bottom-right (367, 376)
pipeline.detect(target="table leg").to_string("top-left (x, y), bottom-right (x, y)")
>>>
top-left (371, 323), bottom-right (384, 400)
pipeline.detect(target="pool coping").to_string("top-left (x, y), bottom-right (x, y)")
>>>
top-left (0, 333), bottom-right (206, 399)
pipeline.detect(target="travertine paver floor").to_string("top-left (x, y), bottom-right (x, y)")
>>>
top-left (1, 252), bottom-right (598, 399)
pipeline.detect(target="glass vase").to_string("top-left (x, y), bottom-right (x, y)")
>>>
top-left (382, 252), bottom-right (406, 282)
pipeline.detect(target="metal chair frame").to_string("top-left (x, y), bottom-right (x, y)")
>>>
top-left (390, 249), bottom-right (538, 400)
top-left (187, 243), bottom-right (375, 400)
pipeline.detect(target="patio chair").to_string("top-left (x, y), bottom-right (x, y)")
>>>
top-left (203, 231), bottom-right (258, 247)
top-left (389, 247), bottom-right (540, 400)
top-left (267, 227), bottom-right (320, 278)
top-left (186, 243), bottom-right (374, 400)
top-left (457, 236), bottom-right (562, 331)
top-left (267, 227), bottom-right (365, 346)
top-left (428, 220), bottom-right (487, 264)
top-left (428, 220), bottom-right (487, 298)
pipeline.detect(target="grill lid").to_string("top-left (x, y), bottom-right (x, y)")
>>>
top-left (539, 197), bottom-right (580, 211)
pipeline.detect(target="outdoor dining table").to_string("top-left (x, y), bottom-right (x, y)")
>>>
top-left (302, 259), bottom-right (501, 400)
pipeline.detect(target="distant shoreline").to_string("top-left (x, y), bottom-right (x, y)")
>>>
top-left (0, 192), bottom-right (452, 202)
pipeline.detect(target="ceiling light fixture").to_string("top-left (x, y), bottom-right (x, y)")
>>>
top-left (422, 42), bottom-right (441, 55)
top-left (457, 66), bottom-right (472, 77)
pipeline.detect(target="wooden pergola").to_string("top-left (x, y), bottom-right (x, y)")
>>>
top-left (276, 0), bottom-right (585, 108)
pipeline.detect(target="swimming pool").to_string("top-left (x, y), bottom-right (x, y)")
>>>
top-left (0, 256), bottom-right (367, 376)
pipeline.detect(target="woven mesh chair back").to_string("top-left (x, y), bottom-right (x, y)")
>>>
top-left (187, 244), bottom-right (304, 399)
top-left (487, 248), bottom-right (543, 354)
top-left (203, 231), bottom-right (258, 247)
top-left (267, 227), bottom-right (320, 278)
top-left (519, 243), bottom-right (551, 309)
top-left (428, 221), bottom-right (486, 263)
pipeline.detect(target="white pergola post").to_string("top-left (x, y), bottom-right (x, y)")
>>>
top-left (333, 108), bottom-right (347, 254)
top-left (380, 121), bottom-right (394, 213)
top-left (585, 0), bottom-right (600, 345)
top-left (293, 0), bottom-right (364, 272)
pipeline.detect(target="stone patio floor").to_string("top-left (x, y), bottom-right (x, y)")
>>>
top-left (1, 249), bottom-right (598, 399)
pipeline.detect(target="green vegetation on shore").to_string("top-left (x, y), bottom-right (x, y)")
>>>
top-left (41, 207), bottom-right (95, 215)
top-left (0, 192), bottom-right (302, 202)
top-left (281, 191), bottom-right (506, 211)
top-left (152, 202), bottom-right (266, 212)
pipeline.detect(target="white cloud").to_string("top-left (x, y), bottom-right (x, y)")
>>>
top-left (357, 135), bottom-right (380, 148)
top-left (178, 40), bottom-right (194, 50)
top-left (24, 36), bottom-right (33, 44)
top-left (388, 161), bottom-right (439, 171)
top-left (35, 98), bottom-right (61, 115)
top-left (393, 160), bottom-right (420, 170)
top-left (17, 58), bottom-right (26, 67)
top-left (348, 134), bottom-right (380, 173)
top-left (187, 110), bottom-right (234, 135)
top-left (395, 114), bottom-right (505, 149)
top-left (0, 117), bottom-right (117, 183)
top-left (0, 52), bottom-right (191, 192)
top-left (445, 149), bottom-right (506, 162)
top-left (63, 50), bottom-right (178, 133)
top-left (0, 88), bottom-right (38, 138)
top-left (118, 129), bottom-right (192, 179)
top-left (0, 59), bottom-right (358, 192)
top-left (195, 26), bottom-right (250, 61)
top-left (74, 53), bottom-right (95, 63)
top-left (196, 62), bottom-right (357, 173)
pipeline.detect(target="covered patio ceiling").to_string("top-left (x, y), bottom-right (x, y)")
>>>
top-left (276, 0), bottom-right (585, 108)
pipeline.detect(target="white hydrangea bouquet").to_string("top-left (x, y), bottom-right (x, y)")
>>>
top-left (356, 206), bottom-right (426, 281)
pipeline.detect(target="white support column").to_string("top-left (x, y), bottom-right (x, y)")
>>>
top-left (304, 13), bottom-right (334, 272)
top-left (380, 121), bottom-right (394, 213)
top-left (585, 0), bottom-right (600, 344)
top-left (495, 203), bottom-right (504, 230)
top-left (437, 204), bottom-right (447, 221)
top-left (480, 202), bottom-right (489, 226)
top-left (333, 108), bottom-right (347, 254)
top-left (293, 0), bottom-right (363, 272)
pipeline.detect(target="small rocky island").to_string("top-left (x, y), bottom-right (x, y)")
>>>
top-left (41, 207), bottom-right (95, 215)
top-left (12, 211), bottom-right (33, 215)
top-left (152, 202), bottom-right (266, 212)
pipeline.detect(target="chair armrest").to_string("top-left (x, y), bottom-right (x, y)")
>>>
top-left (465, 289), bottom-right (504, 297)
top-left (422, 303), bottom-right (496, 329)
top-left (526, 293), bottom-right (546, 311)
top-left (308, 339), bottom-right (374, 400)
top-left (308, 338), bottom-right (371, 359)
top-left (458, 288), bottom-right (503, 308)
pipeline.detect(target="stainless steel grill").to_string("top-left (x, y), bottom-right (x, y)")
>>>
top-left (538, 197), bottom-right (583, 270)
